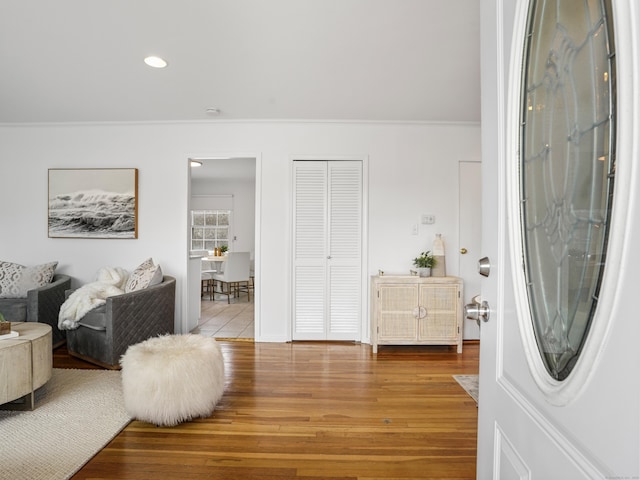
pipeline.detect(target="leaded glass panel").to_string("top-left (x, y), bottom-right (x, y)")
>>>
top-left (520, 0), bottom-right (616, 380)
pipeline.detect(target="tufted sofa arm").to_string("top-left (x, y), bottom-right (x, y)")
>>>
top-left (106, 276), bottom-right (176, 363)
top-left (0, 274), bottom-right (71, 348)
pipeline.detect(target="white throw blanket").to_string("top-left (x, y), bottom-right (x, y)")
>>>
top-left (58, 266), bottom-right (129, 330)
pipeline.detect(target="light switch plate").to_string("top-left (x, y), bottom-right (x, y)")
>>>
top-left (421, 214), bottom-right (435, 225)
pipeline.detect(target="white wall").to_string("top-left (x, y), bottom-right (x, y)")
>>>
top-left (191, 176), bottom-right (256, 258)
top-left (0, 120), bottom-right (480, 341)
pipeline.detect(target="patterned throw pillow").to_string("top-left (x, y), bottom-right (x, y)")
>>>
top-left (124, 258), bottom-right (163, 293)
top-left (0, 261), bottom-right (58, 298)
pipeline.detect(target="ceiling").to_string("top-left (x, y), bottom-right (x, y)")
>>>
top-left (0, 0), bottom-right (481, 125)
top-left (190, 157), bottom-right (256, 182)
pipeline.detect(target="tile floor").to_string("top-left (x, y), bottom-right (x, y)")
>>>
top-left (192, 291), bottom-right (254, 339)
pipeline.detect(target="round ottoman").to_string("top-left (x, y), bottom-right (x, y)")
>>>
top-left (120, 334), bottom-right (225, 427)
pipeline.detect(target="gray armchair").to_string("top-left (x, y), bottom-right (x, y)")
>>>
top-left (66, 275), bottom-right (176, 369)
top-left (0, 274), bottom-right (71, 348)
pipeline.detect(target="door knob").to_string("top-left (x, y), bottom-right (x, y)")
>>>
top-left (465, 294), bottom-right (490, 326)
top-left (460, 248), bottom-right (468, 254)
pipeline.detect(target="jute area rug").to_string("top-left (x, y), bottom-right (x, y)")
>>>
top-left (453, 374), bottom-right (479, 405)
top-left (0, 368), bottom-right (132, 480)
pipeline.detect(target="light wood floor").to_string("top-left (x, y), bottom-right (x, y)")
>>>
top-left (56, 341), bottom-right (479, 480)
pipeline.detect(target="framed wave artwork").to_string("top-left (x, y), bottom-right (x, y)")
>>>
top-left (48, 168), bottom-right (138, 239)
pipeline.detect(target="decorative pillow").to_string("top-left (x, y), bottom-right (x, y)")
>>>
top-left (0, 260), bottom-right (58, 298)
top-left (124, 258), bottom-right (163, 293)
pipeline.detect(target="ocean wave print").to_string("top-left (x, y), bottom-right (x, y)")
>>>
top-left (48, 189), bottom-right (136, 238)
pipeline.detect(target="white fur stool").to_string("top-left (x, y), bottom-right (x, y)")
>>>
top-left (120, 334), bottom-right (225, 427)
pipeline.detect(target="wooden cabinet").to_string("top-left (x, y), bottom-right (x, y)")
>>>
top-left (371, 275), bottom-right (463, 353)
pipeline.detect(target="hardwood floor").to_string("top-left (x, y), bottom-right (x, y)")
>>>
top-left (58, 341), bottom-right (479, 480)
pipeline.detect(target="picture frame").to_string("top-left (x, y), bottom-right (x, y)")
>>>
top-left (48, 168), bottom-right (138, 239)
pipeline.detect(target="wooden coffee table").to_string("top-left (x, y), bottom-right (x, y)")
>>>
top-left (0, 322), bottom-right (52, 410)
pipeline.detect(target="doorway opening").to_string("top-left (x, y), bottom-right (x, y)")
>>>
top-left (187, 156), bottom-right (257, 340)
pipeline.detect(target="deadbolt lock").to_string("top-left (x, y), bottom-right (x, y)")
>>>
top-left (478, 257), bottom-right (491, 277)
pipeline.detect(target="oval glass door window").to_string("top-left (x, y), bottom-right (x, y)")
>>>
top-left (519, 0), bottom-right (616, 380)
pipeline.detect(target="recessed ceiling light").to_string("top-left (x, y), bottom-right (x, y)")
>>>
top-left (190, 160), bottom-right (203, 167)
top-left (144, 56), bottom-right (168, 68)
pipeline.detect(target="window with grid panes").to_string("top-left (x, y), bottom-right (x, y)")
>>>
top-left (190, 210), bottom-right (230, 251)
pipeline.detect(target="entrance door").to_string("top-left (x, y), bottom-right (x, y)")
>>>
top-left (292, 160), bottom-right (363, 340)
top-left (476, 0), bottom-right (639, 477)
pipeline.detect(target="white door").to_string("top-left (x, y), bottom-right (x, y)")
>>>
top-left (459, 161), bottom-right (481, 340)
top-left (477, 0), bottom-right (640, 478)
top-left (292, 160), bottom-right (363, 340)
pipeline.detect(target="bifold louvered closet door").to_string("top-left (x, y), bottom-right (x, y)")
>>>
top-left (292, 160), bottom-right (363, 340)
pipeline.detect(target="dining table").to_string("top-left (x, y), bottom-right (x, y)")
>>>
top-left (202, 255), bottom-right (227, 273)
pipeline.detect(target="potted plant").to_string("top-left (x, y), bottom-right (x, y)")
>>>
top-left (0, 312), bottom-right (10, 335)
top-left (412, 251), bottom-right (437, 277)
top-left (220, 245), bottom-right (228, 254)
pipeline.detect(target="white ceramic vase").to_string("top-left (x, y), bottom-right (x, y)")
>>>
top-left (432, 233), bottom-right (446, 277)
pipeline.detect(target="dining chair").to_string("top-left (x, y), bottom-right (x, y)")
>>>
top-left (201, 260), bottom-right (217, 300)
top-left (249, 258), bottom-right (255, 295)
top-left (211, 252), bottom-right (251, 303)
